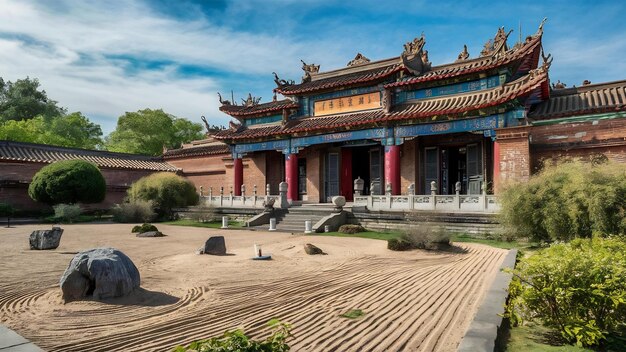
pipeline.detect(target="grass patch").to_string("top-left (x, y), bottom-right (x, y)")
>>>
top-left (43, 214), bottom-right (106, 224)
top-left (162, 219), bottom-right (244, 228)
top-left (451, 233), bottom-right (536, 250)
top-left (313, 230), bottom-right (402, 241)
top-left (506, 324), bottom-right (593, 352)
top-left (340, 309), bottom-right (365, 319)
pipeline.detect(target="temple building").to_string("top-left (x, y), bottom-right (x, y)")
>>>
top-left (164, 20), bottom-right (626, 206)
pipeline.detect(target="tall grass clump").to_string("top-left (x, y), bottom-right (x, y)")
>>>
top-left (127, 172), bottom-right (198, 220)
top-left (111, 200), bottom-right (156, 223)
top-left (499, 160), bottom-right (626, 242)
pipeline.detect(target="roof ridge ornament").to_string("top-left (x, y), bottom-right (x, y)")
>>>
top-left (241, 93), bottom-right (261, 107)
top-left (401, 32), bottom-right (431, 76)
top-left (300, 60), bottom-right (320, 83)
top-left (217, 92), bottom-right (234, 106)
top-left (455, 44), bottom-right (470, 62)
top-left (536, 17), bottom-right (547, 36)
top-left (347, 53), bottom-right (371, 67)
top-left (480, 27), bottom-right (513, 58)
top-left (273, 72), bottom-right (295, 89)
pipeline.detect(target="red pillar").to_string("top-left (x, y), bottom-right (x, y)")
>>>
top-left (341, 148), bottom-right (353, 201)
top-left (233, 157), bottom-right (243, 196)
top-left (285, 153), bottom-right (298, 202)
top-left (493, 140), bottom-right (501, 194)
top-left (384, 145), bottom-right (401, 195)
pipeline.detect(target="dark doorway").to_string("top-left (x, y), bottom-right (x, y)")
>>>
top-left (324, 152), bottom-right (340, 201)
top-left (351, 146), bottom-right (370, 194)
top-left (298, 158), bottom-right (307, 200)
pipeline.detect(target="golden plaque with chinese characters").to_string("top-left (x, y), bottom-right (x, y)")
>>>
top-left (313, 92), bottom-right (381, 117)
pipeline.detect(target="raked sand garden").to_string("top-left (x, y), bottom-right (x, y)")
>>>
top-left (0, 224), bottom-right (506, 351)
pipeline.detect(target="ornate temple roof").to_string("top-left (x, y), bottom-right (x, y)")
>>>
top-left (218, 98), bottom-right (298, 117)
top-left (214, 66), bottom-right (549, 141)
top-left (0, 140), bottom-right (179, 171)
top-left (530, 79), bottom-right (626, 120)
top-left (162, 138), bottom-right (230, 159)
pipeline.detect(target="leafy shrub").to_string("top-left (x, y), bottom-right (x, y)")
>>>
top-left (28, 160), bottom-right (106, 205)
top-left (499, 160), bottom-right (626, 242)
top-left (189, 204), bottom-right (217, 223)
top-left (507, 238), bottom-right (626, 347)
top-left (387, 238), bottom-right (413, 251)
top-left (338, 224), bottom-right (365, 234)
top-left (0, 203), bottom-right (15, 218)
top-left (173, 319), bottom-right (291, 352)
top-left (127, 172), bottom-right (198, 219)
top-left (404, 226), bottom-right (451, 250)
top-left (111, 200), bottom-right (156, 223)
top-left (53, 203), bottom-right (81, 223)
top-left (131, 223), bottom-right (158, 233)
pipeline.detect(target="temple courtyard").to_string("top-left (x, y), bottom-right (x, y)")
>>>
top-left (0, 224), bottom-right (506, 351)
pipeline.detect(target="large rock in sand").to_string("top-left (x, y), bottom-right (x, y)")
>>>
top-left (59, 248), bottom-right (140, 302)
top-left (304, 243), bottom-right (324, 255)
top-left (29, 227), bottom-right (63, 250)
top-left (136, 231), bottom-right (164, 237)
top-left (204, 236), bottom-right (226, 255)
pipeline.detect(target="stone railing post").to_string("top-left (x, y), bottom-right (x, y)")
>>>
top-left (219, 186), bottom-right (224, 206)
top-left (354, 176), bottom-right (364, 196)
top-left (253, 184), bottom-right (257, 207)
top-left (430, 181), bottom-right (437, 210)
top-left (408, 183), bottom-right (415, 210)
top-left (278, 182), bottom-right (289, 208)
top-left (199, 186), bottom-right (204, 197)
top-left (455, 181), bottom-right (461, 209)
top-left (481, 182), bottom-right (487, 210)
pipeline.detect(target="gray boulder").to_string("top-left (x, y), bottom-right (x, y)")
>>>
top-left (204, 236), bottom-right (226, 255)
top-left (29, 227), bottom-right (63, 250)
top-left (304, 243), bottom-right (325, 255)
top-left (59, 247), bottom-right (140, 302)
top-left (136, 231), bottom-right (164, 237)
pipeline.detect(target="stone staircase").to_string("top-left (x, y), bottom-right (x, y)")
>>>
top-left (249, 205), bottom-right (336, 233)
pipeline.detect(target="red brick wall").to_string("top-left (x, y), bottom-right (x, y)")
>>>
top-left (494, 126), bottom-right (531, 193)
top-left (400, 139), bottom-right (417, 194)
top-left (166, 153), bottom-right (228, 195)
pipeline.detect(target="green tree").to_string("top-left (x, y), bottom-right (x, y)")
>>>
top-left (28, 160), bottom-right (106, 205)
top-left (0, 113), bottom-right (103, 149)
top-left (105, 109), bottom-right (204, 156)
top-left (127, 172), bottom-right (198, 219)
top-left (0, 77), bottom-right (64, 122)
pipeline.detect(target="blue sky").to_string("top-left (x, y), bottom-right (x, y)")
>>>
top-left (1, 0), bottom-right (625, 135)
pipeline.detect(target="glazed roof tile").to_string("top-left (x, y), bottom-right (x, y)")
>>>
top-left (0, 140), bottom-right (179, 171)
top-left (275, 63), bottom-right (404, 95)
top-left (162, 142), bottom-right (230, 159)
top-left (219, 99), bottom-right (298, 117)
top-left (530, 80), bottom-right (626, 119)
top-left (214, 68), bottom-right (548, 141)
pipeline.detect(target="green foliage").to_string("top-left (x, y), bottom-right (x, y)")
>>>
top-left (499, 160), bottom-right (626, 242)
top-left (507, 238), bottom-right (626, 347)
top-left (189, 204), bottom-right (217, 223)
top-left (340, 309), bottom-right (365, 319)
top-left (111, 201), bottom-right (157, 223)
top-left (402, 226), bottom-right (451, 250)
top-left (0, 113), bottom-right (103, 149)
top-left (127, 173), bottom-right (198, 219)
top-left (105, 109), bottom-right (204, 156)
top-left (52, 203), bottom-right (82, 223)
top-left (28, 160), bottom-right (106, 205)
top-left (0, 77), bottom-right (64, 122)
top-left (0, 203), bottom-right (15, 217)
top-left (338, 224), bottom-right (366, 234)
top-left (173, 319), bottom-right (291, 352)
top-left (131, 223), bottom-right (158, 233)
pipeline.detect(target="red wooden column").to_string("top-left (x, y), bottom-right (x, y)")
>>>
top-left (384, 145), bottom-right (401, 195)
top-left (492, 140), bottom-right (501, 194)
top-left (341, 148), bottom-right (353, 201)
top-left (285, 153), bottom-right (298, 202)
top-left (233, 157), bottom-right (243, 196)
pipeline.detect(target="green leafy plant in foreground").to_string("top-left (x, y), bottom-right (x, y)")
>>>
top-left (340, 309), bottom-right (365, 319)
top-left (506, 237), bottom-right (626, 348)
top-left (173, 319), bottom-right (291, 352)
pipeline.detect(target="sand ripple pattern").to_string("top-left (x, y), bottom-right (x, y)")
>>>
top-left (0, 243), bottom-right (505, 352)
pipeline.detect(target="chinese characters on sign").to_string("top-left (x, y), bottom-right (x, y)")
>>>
top-left (314, 92), bottom-right (381, 116)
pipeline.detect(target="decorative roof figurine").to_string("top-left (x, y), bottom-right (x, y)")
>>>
top-left (552, 80), bottom-right (566, 89)
top-left (480, 26), bottom-right (513, 58)
top-left (401, 33), bottom-right (431, 75)
top-left (241, 93), bottom-right (261, 107)
top-left (272, 72), bottom-right (294, 89)
top-left (217, 92), bottom-right (233, 106)
top-left (347, 53), bottom-right (371, 67)
top-left (300, 60), bottom-right (320, 83)
top-left (582, 80), bottom-right (592, 86)
top-left (456, 44), bottom-right (470, 62)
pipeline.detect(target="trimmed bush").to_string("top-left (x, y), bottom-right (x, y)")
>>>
top-left (127, 172), bottom-right (198, 219)
top-left (0, 203), bottom-right (15, 227)
top-left (339, 224), bottom-right (365, 234)
top-left (499, 160), bottom-right (626, 242)
top-left (131, 223), bottom-right (158, 233)
top-left (387, 238), bottom-right (413, 251)
top-left (111, 200), bottom-right (156, 223)
top-left (28, 160), bottom-right (106, 205)
top-left (53, 203), bottom-right (81, 223)
top-left (507, 238), bottom-right (626, 347)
